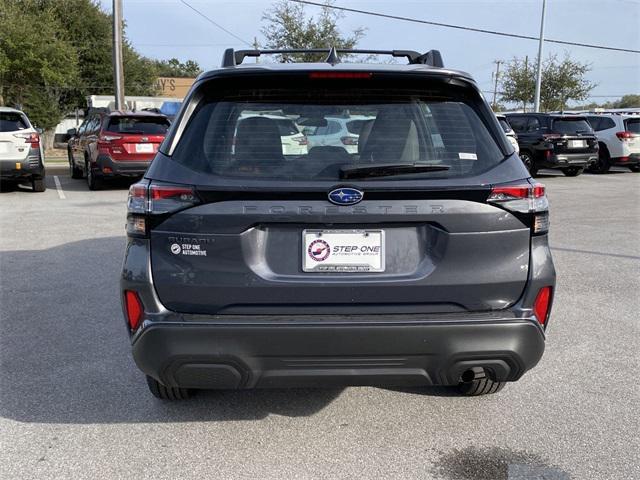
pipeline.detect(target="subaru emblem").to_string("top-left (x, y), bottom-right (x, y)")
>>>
top-left (328, 187), bottom-right (363, 205)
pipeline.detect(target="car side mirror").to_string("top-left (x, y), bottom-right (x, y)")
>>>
top-left (67, 128), bottom-right (77, 136)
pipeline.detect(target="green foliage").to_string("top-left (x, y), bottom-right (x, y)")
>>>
top-left (500, 54), bottom-right (596, 112)
top-left (0, 0), bottom-right (200, 131)
top-left (612, 94), bottom-right (640, 109)
top-left (0, 0), bottom-right (79, 129)
top-left (154, 58), bottom-right (202, 78)
top-left (261, 0), bottom-right (365, 62)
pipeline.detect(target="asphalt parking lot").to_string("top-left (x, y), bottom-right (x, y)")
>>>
top-left (1, 165), bottom-right (639, 480)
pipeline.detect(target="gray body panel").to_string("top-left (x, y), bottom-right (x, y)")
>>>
top-left (150, 198), bottom-right (530, 314)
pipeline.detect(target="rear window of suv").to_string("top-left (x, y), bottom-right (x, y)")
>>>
top-left (552, 117), bottom-right (592, 134)
top-left (106, 116), bottom-right (170, 134)
top-left (0, 112), bottom-right (28, 132)
top-left (624, 118), bottom-right (640, 134)
top-left (170, 83), bottom-right (505, 181)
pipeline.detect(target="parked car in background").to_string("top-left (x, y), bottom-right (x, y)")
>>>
top-left (505, 113), bottom-right (598, 176)
top-left (236, 114), bottom-right (308, 156)
top-left (303, 115), bottom-right (375, 154)
top-left (585, 113), bottom-right (640, 173)
top-left (0, 107), bottom-right (45, 192)
top-left (121, 47), bottom-right (555, 400)
top-left (496, 114), bottom-right (519, 153)
top-left (68, 111), bottom-right (171, 190)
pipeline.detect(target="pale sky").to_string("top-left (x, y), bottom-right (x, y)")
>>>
top-left (100, 0), bottom-right (640, 104)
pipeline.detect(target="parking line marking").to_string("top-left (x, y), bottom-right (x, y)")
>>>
top-left (53, 176), bottom-right (66, 199)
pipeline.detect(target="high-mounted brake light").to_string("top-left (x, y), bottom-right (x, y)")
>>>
top-left (533, 286), bottom-right (552, 325)
top-left (488, 182), bottom-right (549, 234)
top-left (124, 290), bottom-right (144, 331)
top-left (309, 72), bottom-right (372, 79)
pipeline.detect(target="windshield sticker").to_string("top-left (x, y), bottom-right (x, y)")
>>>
top-left (458, 152), bottom-right (478, 160)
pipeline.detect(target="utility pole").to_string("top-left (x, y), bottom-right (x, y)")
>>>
top-left (533, 0), bottom-right (547, 112)
top-left (253, 37), bottom-right (259, 63)
top-left (112, 0), bottom-right (125, 110)
top-left (491, 60), bottom-right (502, 111)
top-left (524, 55), bottom-right (529, 112)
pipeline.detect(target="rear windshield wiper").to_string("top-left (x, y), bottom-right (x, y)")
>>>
top-left (340, 163), bottom-right (451, 179)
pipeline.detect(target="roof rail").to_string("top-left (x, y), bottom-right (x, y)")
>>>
top-left (221, 48), bottom-right (444, 68)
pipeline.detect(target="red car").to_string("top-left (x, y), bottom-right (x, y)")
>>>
top-left (68, 111), bottom-right (170, 190)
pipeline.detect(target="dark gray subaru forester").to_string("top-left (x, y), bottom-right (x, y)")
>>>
top-left (121, 48), bottom-right (555, 400)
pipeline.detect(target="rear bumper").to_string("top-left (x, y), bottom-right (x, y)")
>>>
top-left (611, 153), bottom-right (640, 166)
top-left (95, 154), bottom-right (150, 177)
top-left (132, 316), bottom-right (546, 389)
top-left (540, 152), bottom-right (597, 168)
top-left (0, 150), bottom-right (44, 179)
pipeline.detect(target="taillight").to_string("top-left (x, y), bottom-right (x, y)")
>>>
top-left (14, 132), bottom-right (40, 148)
top-left (340, 136), bottom-right (358, 146)
top-left (616, 131), bottom-right (634, 141)
top-left (124, 290), bottom-right (144, 331)
top-left (126, 181), bottom-right (200, 237)
top-left (488, 182), bottom-right (549, 234)
top-left (533, 286), bottom-right (552, 325)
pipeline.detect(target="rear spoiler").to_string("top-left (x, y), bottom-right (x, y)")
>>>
top-left (221, 47), bottom-right (444, 68)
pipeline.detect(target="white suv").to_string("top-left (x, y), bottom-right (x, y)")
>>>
top-left (0, 107), bottom-right (46, 191)
top-left (586, 113), bottom-right (640, 173)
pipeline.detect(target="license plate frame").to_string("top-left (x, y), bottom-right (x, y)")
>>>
top-left (302, 229), bottom-right (385, 273)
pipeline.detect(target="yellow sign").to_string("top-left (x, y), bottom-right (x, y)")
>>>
top-left (154, 77), bottom-right (196, 98)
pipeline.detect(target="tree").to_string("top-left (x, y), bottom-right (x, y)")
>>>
top-left (0, 0), bottom-right (79, 129)
top-left (261, 0), bottom-right (365, 62)
top-left (612, 94), bottom-right (640, 109)
top-left (500, 54), bottom-right (596, 111)
top-left (154, 58), bottom-right (202, 78)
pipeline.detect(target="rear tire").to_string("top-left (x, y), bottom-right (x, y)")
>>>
top-left (86, 160), bottom-right (102, 190)
top-left (589, 144), bottom-right (611, 173)
top-left (519, 150), bottom-right (536, 174)
top-left (562, 167), bottom-right (583, 177)
top-left (31, 176), bottom-right (46, 192)
top-left (146, 376), bottom-right (192, 400)
top-left (69, 150), bottom-right (83, 179)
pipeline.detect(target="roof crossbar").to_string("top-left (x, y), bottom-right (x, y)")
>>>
top-left (221, 48), bottom-right (444, 68)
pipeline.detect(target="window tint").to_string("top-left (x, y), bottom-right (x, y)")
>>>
top-left (599, 117), bottom-right (615, 130)
top-left (625, 118), bottom-right (640, 134)
top-left (171, 87), bottom-right (505, 181)
top-left (275, 119), bottom-right (299, 136)
top-left (0, 112), bottom-right (28, 132)
top-left (526, 117), bottom-right (541, 132)
top-left (497, 118), bottom-right (512, 133)
top-left (106, 116), bottom-right (170, 134)
top-left (346, 119), bottom-right (373, 135)
top-left (587, 117), bottom-right (601, 130)
top-left (552, 118), bottom-right (592, 134)
top-left (507, 116), bottom-right (527, 133)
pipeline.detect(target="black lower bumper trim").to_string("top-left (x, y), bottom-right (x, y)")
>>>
top-left (132, 319), bottom-right (545, 389)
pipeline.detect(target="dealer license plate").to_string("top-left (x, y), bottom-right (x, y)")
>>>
top-left (302, 230), bottom-right (385, 272)
top-left (135, 143), bottom-right (154, 153)
top-left (568, 140), bottom-right (585, 148)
